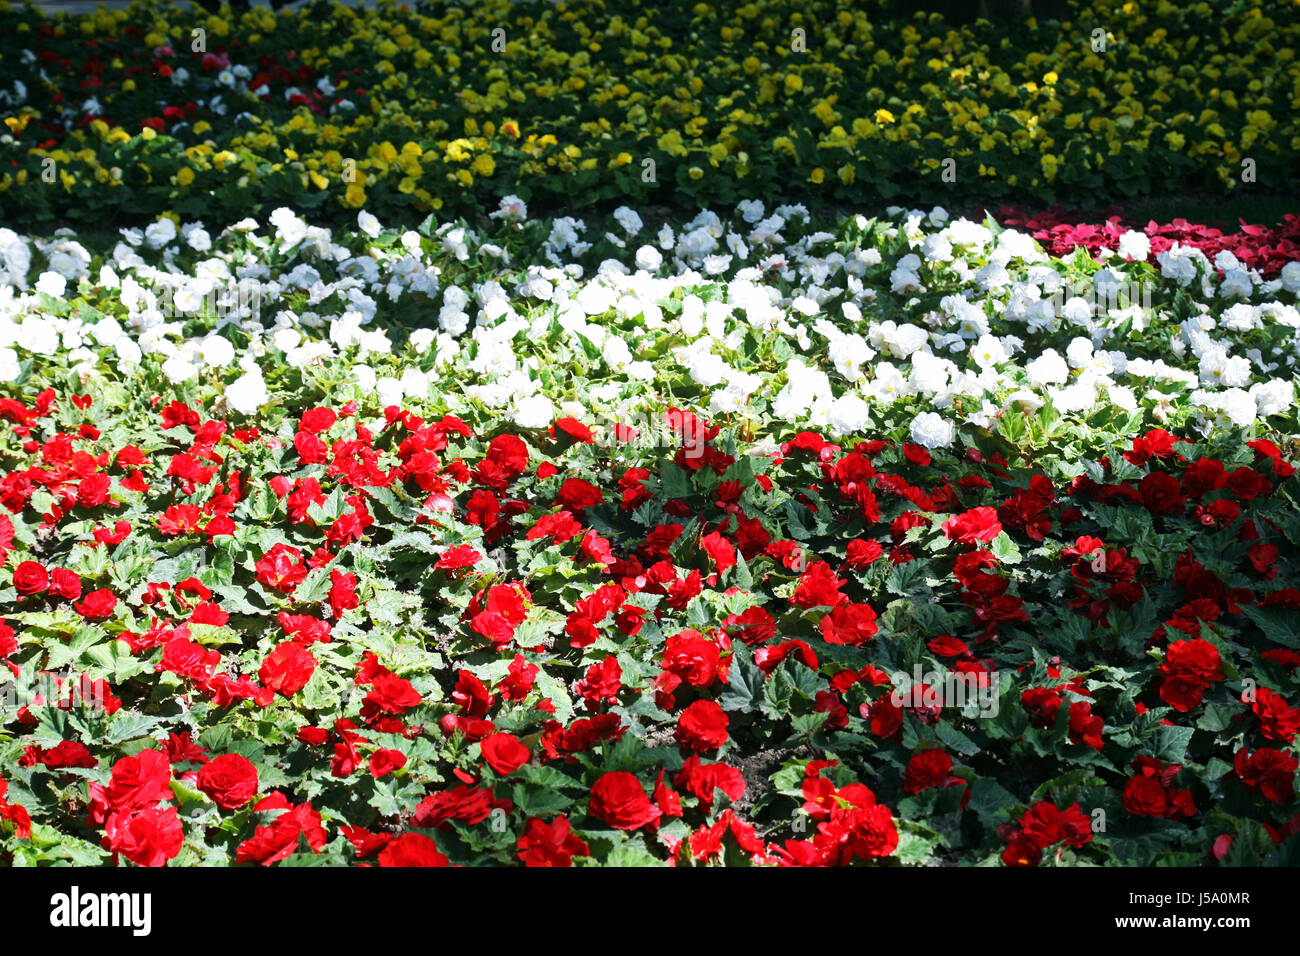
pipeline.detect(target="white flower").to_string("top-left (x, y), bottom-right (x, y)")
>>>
top-left (612, 206), bottom-right (643, 236)
top-left (1025, 349), bottom-right (1069, 386)
top-left (357, 210), bottom-right (382, 238)
top-left (512, 394), bottom-right (554, 429)
top-left (17, 316), bottom-right (58, 354)
top-left (910, 411), bottom-right (955, 449)
top-left (1117, 230), bottom-right (1151, 261)
top-left (1280, 261), bottom-right (1300, 293)
top-left (824, 393), bottom-right (871, 436)
top-left (409, 328), bottom-right (437, 353)
top-left (269, 207), bottom-right (308, 246)
top-left (162, 354), bottom-right (198, 383)
top-left (634, 245), bottom-right (663, 271)
top-left (225, 368), bottom-right (268, 414)
top-left (1251, 378), bottom-right (1293, 417)
top-left (35, 271), bottom-right (66, 297)
top-left (971, 334), bottom-right (1008, 369)
top-left (200, 335), bottom-right (236, 367)
top-left (144, 218), bottom-right (177, 249)
top-left (489, 195), bottom-right (528, 222)
top-left (0, 347), bottom-right (19, 382)
top-left (376, 376), bottom-right (405, 407)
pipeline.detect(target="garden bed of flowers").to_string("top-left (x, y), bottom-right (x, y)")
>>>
top-left (2, 0), bottom-right (1298, 228)
top-left (1, 196), bottom-right (1299, 867)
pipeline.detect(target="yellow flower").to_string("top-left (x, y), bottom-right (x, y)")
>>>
top-left (141, 127), bottom-right (156, 141)
top-left (455, 169), bottom-right (474, 187)
top-left (343, 182), bottom-right (366, 208)
top-left (837, 164), bottom-right (855, 185)
top-left (176, 167), bottom-right (195, 187)
top-left (472, 154), bottom-right (495, 176)
top-left (1043, 71), bottom-right (1058, 85)
top-left (688, 166), bottom-right (703, 180)
top-left (874, 108), bottom-right (895, 125)
top-left (809, 167), bottom-right (824, 184)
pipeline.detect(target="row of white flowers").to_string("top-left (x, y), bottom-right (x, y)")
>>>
top-left (1, 198), bottom-right (1299, 448)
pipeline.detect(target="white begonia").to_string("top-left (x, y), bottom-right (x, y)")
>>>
top-left (200, 335), bottom-right (235, 367)
top-left (1117, 230), bottom-right (1151, 261)
top-left (351, 364), bottom-right (376, 391)
top-left (144, 217), bottom-right (177, 249)
top-left (1065, 337), bottom-right (1095, 369)
top-left (1251, 378), bottom-right (1293, 416)
top-left (225, 368), bottom-right (268, 414)
top-left (1280, 262), bottom-right (1300, 293)
top-left (376, 376), bottom-right (405, 407)
top-left (18, 316), bottom-right (59, 354)
top-left (409, 328), bottom-right (437, 353)
top-left (826, 393), bottom-right (871, 436)
top-left (269, 207), bottom-right (308, 246)
top-left (0, 347), bottom-right (20, 382)
top-left (489, 195), bottom-right (528, 222)
top-left (1025, 349), bottom-right (1069, 386)
top-left (512, 394), bottom-right (554, 429)
top-left (910, 411), bottom-right (955, 449)
top-left (612, 207), bottom-right (643, 236)
top-left (1109, 385), bottom-right (1138, 413)
top-left (971, 334), bottom-right (1008, 369)
top-left (357, 211), bottom-right (382, 238)
top-left (399, 367), bottom-right (429, 398)
top-left (162, 353), bottom-right (198, 383)
top-left (635, 245), bottom-right (663, 272)
top-left (827, 333), bottom-right (874, 382)
top-left (1219, 269), bottom-right (1253, 299)
top-left (35, 272), bottom-right (67, 297)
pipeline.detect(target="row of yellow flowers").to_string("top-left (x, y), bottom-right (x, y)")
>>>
top-left (0, 0), bottom-right (1296, 226)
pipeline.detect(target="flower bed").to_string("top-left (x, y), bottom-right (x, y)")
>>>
top-left (2, 0), bottom-right (1298, 227)
top-left (1, 200), bottom-right (1299, 866)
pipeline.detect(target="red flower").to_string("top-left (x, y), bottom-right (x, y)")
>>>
top-left (12, 561), bottom-right (48, 595)
top-left (517, 815), bottom-right (590, 866)
top-left (377, 832), bottom-right (450, 867)
top-left (1138, 472), bottom-right (1185, 515)
top-left (1157, 638), bottom-right (1224, 711)
top-left (1122, 775), bottom-right (1170, 817)
top-left (1019, 801), bottom-right (1093, 850)
top-left (196, 754), bottom-right (259, 810)
top-left (675, 699), bottom-right (730, 753)
top-left (103, 806), bottom-right (184, 867)
top-left (480, 733), bottom-right (531, 775)
top-left (818, 602), bottom-right (879, 646)
top-left (902, 749), bottom-right (953, 795)
top-left (259, 642), bottom-right (317, 698)
top-left (299, 406), bottom-right (337, 435)
top-left (588, 772), bottom-right (662, 830)
top-left (941, 506), bottom-right (1003, 545)
top-left (369, 749), bottom-right (407, 778)
top-left (105, 749), bottom-right (174, 813)
top-left (1249, 687), bottom-right (1300, 744)
top-left (73, 588), bottom-right (117, 619)
top-left (1233, 748), bottom-right (1298, 805)
top-left (328, 569), bottom-right (359, 618)
top-left (255, 543), bottom-right (308, 594)
top-left (364, 672), bottom-right (422, 714)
